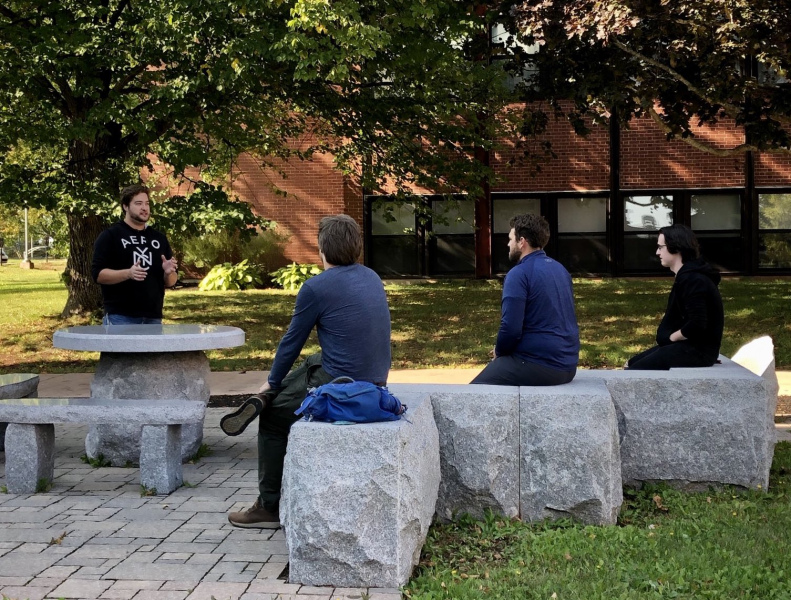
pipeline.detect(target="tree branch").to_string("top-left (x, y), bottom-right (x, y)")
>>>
top-left (646, 106), bottom-right (761, 156)
top-left (611, 38), bottom-right (746, 118)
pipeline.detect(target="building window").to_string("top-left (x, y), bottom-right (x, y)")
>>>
top-left (492, 197), bottom-right (541, 272)
top-left (368, 201), bottom-right (421, 276)
top-left (429, 199), bottom-right (475, 275)
top-left (556, 196), bottom-right (608, 274)
top-left (758, 193), bottom-right (791, 269)
top-left (623, 195), bottom-right (673, 271)
top-left (691, 193), bottom-right (742, 271)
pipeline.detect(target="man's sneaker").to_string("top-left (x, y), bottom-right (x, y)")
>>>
top-left (220, 394), bottom-right (268, 436)
top-left (228, 498), bottom-right (281, 529)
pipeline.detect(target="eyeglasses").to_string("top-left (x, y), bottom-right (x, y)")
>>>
top-left (656, 244), bottom-right (667, 250)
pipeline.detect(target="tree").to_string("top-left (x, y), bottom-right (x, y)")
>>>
top-left (512, 0), bottom-right (791, 155)
top-left (1, 1), bottom-right (545, 312)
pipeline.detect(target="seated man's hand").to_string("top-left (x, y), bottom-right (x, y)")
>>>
top-left (489, 347), bottom-right (497, 360)
top-left (258, 381), bottom-right (272, 395)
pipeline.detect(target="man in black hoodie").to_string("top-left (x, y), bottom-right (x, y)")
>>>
top-left (626, 224), bottom-right (724, 370)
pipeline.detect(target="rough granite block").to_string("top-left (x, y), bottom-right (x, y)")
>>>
top-left (390, 383), bottom-right (519, 520)
top-left (5, 423), bottom-right (55, 494)
top-left (140, 425), bottom-right (183, 495)
top-left (281, 393), bottom-right (440, 588)
top-left (576, 362), bottom-right (775, 490)
top-left (520, 379), bottom-right (622, 525)
top-left (86, 351), bottom-right (210, 465)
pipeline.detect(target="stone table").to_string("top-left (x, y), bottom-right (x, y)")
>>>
top-left (53, 324), bottom-right (245, 465)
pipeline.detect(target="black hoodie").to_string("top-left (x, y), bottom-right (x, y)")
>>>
top-left (656, 258), bottom-right (724, 362)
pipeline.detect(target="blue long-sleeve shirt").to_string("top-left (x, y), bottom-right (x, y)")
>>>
top-left (495, 250), bottom-right (580, 371)
top-left (268, 264), bottom-right (391, 388)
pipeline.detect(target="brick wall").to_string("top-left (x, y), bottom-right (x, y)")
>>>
top-left (755, 151), bottom-right (791, 187)
top-left (231, 149), bottom-right (358, 264)
top-left (620, 116), bottom-right (745, 189)
top-left (493, 106), bottom-right (611, 193)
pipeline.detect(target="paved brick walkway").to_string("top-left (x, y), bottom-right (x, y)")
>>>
top-left (0, 409), bottom-right (402, 600)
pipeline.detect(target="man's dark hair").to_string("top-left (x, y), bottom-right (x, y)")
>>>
top-left (318, 214), bottom-right (362, 266)
top-left (509, 213), bottom-right (550, 249)
top-left (120, 184), bottom-right (150, 213)
top-left (659, 224), bottom-right (700, 263)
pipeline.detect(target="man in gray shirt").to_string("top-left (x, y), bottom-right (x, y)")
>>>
top-left (222, 215), bottom-right (392, 528)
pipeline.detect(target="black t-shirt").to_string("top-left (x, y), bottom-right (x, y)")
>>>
top-left (91, 221), bottom-right (173, 318)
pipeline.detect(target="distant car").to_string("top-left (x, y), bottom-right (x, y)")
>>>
top-left (0, 249), bottom-right (7, 264)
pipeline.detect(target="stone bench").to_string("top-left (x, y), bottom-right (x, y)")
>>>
top-left (575, 354), bottom-right (776, 491)
top-left (390, 380), bottom-right (623, 526)
top-left (0, 397), bottom-right (205, 495)
top-left (0, 373), bottom-right (39, 451)
top-left (280, 392), bottom-right (440, 589)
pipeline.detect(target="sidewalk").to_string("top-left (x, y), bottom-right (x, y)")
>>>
top-left (0, 409), bottom-right (401, 600)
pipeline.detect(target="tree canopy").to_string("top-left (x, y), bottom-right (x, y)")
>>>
top-left (513, 0), bottom-right (791, 155)
top-left (1, 0), bottom-right (538, 313)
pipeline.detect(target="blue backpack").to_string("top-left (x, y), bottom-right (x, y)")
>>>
top-left (295, 378), bottom-right (406, 423)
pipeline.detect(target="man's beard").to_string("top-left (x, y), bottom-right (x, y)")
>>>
top-left (509, 247), bottom-right (521, 262)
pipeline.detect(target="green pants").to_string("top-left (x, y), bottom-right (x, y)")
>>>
top-left (258, 353), bottom-right (334, 513)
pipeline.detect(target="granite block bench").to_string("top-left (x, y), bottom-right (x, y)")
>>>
top-left (0, 373), bottom-right (39, 451)
top-left (280, 392), bottom-right (440, 589)
top-left (575, 354), bottom-right (777, 491)
top-left (0, 397), bottom-right (205, 495)
top-left (390, 380), bottom-right (623, 526)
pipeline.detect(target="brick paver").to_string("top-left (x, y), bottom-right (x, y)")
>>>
top-left (0, 410), bottom-right (403, 600)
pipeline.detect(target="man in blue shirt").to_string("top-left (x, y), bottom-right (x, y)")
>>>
top-left (223, 215), bottom-right (391, 528)
top-left (472, 214), bottom-right (579, 386)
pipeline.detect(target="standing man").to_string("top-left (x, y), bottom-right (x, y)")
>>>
top-left (472, 213), bottom-right (579, 386)
top-left (222, 214), bottom-right (391, 528)
top-left (626, 224), bottom-right (724, 370)
top-left (91, 184), bottom-right (178, 324)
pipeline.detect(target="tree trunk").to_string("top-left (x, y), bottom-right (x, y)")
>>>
top-left (61, 212), bottom-right (106, 317)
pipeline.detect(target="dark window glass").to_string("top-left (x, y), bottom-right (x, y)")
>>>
top-left (557, 197), bottom-right (608, 274)
top-left (430, 235), bottom-right (475, 275)
top-left (759, 233), bottom-right (791, 268)
top-left (623, 234), bottom-right (664, 272)
top-left (368, 237), bottom-right (420, 277)
top-left (368, 201), bottom-right (420, 276)
top-left (695, 233), bottom-right (742, 272)
top-left (555, 234), bottom-right (608, 274)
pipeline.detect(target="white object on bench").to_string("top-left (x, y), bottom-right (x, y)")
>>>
top-left (0, 397), bottom-right (205, 495)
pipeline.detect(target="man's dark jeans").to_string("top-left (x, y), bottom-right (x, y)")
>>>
top-left (258, 353), bottom-right (334, 514)
top-left (471, 355), bottom-right (576, 386)
top-left (626, 342), bottom-right (717, 370)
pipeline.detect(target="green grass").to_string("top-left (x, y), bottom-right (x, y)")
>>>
top-left (1, 262), bottom-right (790, 372)
top-left (406, 442), bottom-right (791, 600)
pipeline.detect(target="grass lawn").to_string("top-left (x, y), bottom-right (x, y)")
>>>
top-left (406, 442), bottom-right (791, 599)
top-left (1, 260), bottom-right (790, 373)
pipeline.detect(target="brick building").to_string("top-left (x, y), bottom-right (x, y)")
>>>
top-left (231, 112), bottom-right (791, 277)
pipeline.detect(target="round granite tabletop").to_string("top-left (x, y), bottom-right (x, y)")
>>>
top-left (53, 324), bottom-right (246, 353)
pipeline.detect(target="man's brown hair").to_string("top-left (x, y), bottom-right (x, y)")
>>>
top-left (318, 215), bottom-right (362, 266)
top-left (509, 213), bottom-right (550, 249)
top-left (120, 184), bottom-right (150, 213)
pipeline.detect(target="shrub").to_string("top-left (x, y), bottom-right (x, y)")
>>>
top-left (270, 262), bottom-right (322, 290)
top-left (198, 260), bottom-right (263, 291)
top-left (180, 228), bottom-right (287, 278)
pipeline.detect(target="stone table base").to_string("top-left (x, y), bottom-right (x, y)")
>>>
top-left (87, 351), bottom-right (210, 465)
